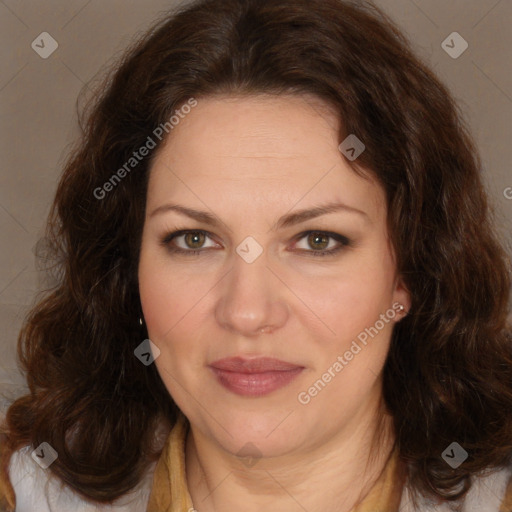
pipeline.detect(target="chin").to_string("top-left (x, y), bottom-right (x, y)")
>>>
top-left (203, 407), bottom-right (310, 457)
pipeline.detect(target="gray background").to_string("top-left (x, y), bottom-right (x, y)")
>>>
top-left (1, 0), bottom-right (511, 409)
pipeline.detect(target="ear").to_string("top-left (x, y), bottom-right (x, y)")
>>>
top-left (391, 275), bottom-right (411, 320)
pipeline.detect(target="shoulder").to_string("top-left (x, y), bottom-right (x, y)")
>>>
top-left (1, 444), bottom-right (156, 512)
top-left (464, 463), bottom-right (512, 512)
top-left (399, 461), bottom-right (512, 512)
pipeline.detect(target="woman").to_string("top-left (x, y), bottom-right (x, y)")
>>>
top-left (1, 0), bottom-right (511, 510)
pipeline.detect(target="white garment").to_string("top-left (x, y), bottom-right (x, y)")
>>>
top-left (8, 446), bottom-right (155, 511)
top-left (398, 463), bottom-right (512, 512)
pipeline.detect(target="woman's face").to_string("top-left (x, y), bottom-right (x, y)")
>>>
top-left (138, 94), bottom-right (410, 458)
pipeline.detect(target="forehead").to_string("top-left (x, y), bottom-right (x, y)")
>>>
top-left (164, 93), bottom-right (339, 158)
top-left (147, 94), bottom-right (384, 222)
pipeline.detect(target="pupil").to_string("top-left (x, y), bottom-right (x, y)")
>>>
top-left (186, 232), bottom-right (204, 248)
top-left (309, 233), bottom-right (328, 250)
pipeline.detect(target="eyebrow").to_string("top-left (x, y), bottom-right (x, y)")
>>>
top-left (149, 201), bottom-right (369, 230)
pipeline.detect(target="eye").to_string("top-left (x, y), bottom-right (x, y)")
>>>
top-left (292, 231), bottom-right (350, 257)
top-left (161, 230), bottom-right (219, 255)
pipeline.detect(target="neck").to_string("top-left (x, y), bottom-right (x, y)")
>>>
top-left (185, 394), bottom-right (396, 512)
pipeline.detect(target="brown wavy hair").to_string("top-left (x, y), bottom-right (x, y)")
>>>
top-left (2, 0), bottom-right (512, 507)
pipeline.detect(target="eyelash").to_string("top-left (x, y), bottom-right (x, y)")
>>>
top-left (160, 230), bottom-right (351, 258)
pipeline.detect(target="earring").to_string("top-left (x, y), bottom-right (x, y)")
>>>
top-left (139, 317), bottom-right (144, 326)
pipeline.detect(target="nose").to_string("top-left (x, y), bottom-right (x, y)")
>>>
top-left (214, 250), bottom-right (289, 337)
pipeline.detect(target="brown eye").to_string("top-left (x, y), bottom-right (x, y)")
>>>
top-left (307, 232), bottom-right (330, 251)
top-left (184, 231), bottom-right (206, 249)
top-left (161, 230), bottom-right (218, 254)
top-left (293, 231), bottom-right (350, 257)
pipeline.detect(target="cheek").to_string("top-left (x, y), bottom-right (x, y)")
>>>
top-left (293, 259), bottom-right (395, 339)
top-left (139, 249), bottom-right (204, 339)
top-left (138, 255), bottom-right (204, 397)
top-left (139, 276), bottom-right (173, 337)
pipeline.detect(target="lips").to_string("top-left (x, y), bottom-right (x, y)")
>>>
top-left (210, 356), bottom-right (302, 373)
top-left (209, 357), bottom-right (304, 396)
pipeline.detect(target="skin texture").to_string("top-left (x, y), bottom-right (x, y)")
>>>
top-left (138, 94), bottom-right (411, 512)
